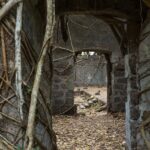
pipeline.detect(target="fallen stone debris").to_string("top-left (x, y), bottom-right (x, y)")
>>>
top-left (53, 87), bottom-right (125, 150)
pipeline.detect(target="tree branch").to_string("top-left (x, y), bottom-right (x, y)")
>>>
top-left (0, 0), bottom-right (22, 20)
top-left (24, 0), bottom-right (55, 149)
top-left (15, 1), bottom-right (24, 120)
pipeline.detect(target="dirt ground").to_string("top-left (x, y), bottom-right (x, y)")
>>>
top-left (76, 87), bottom-right (107, 103)
top-left (53, 87), bottom-right (125, 150)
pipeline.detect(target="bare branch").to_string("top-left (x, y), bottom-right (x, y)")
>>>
top-left (24, 0), bottom-right (55, 149)
top-left (15, 1), bottom-right (24, 120)
top-left (0, 0), bottom-right (22, 20)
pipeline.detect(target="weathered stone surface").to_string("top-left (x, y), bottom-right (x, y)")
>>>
top-left (117, 78), bottom-right (127, 84)
top-left (114, 97), bottom-right (121, 103)
top-left (130, 77), bottom-right (138, 89)
top-left (53, 91), bottom-right (64, 97)
top-left (114, 70), bottom-right (125, 77)
top-left (137, 16), bottom-right (150, 149)
top-left (75, 55), bottom-right (107, 86)
top-left (130, 106), bottom-right (140, 120)
top-left (124, 22), bottom-right (141, 150)
top-left (0, 0), bottom-right (57, 149)
top-left (52, 16), bottom-right (122, 114)
top-left (65, 90), bottom-right (74, 98)
top-left (129, 54), bottom-right (137, 75)
top-left (114, 84), bottom-right (127, 90)
top-left (108, 59), bottom-right (127, 112)
top-left (53, 84), bottom-right (60, 89)
top-left (52, 50), bottom-right (74, 114)
top-left (54, 78), bottom-right (62, 83)
top-left (130, 91), bottom-right (139, 105)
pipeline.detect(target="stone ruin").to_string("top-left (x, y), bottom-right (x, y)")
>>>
top-left (0, 0), bottom-right (150, 149)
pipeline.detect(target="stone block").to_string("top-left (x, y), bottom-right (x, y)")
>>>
top-left (64, 97), bottom-right (74, 105)
top-left (130, 106), bottom-right (140, 120)
top-left (52, 91), bottom-right (64, 98)
top-left (130, 121), bottom-right (139, 139)
top-left (114, 97), bottom-right (121, 103)
top-left (114, 84), bottom-right (127, 90)
top-left (61, 84), bottom-right (67, 89)
top-left (114, 63), bottom-right (124, 71)
top-left (129, 55), bottom-right (137, 74)
top-left (130, 91), bottom-right (139, 105)
top-left (53, 84), bottom-right (59, 89)
top-left (54, 98), bottom-right (65, 105)
top-left (114, 71), bottom-right (125, 77)
top-left (110, 100), bottom-right (125, 112)
top-left (65, 90), bottom-right (74, 98)
top-left (130, 77), bottom-right (138, 89)
top-left (53, 78), bottom-right (62, 83)
top-left (117, 78), bottom-right (127, 84)
top-left (114, 91), bottom-right (127, 96)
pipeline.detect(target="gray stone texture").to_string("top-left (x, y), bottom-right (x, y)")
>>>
top-left (0, 0), bottom-right (56, 149)
top-left (52, 15), bottom-right (123, 114)
top-left (52, 49), bottom-right (74, 114)
top-left (109, 59), bottom-right (127, 112)
top-left (125, 22), bottom-right (141, 150)
top-left (137, 16), bottom-right (150, 150)
top-left (74, 55), bottom-right (107, 86)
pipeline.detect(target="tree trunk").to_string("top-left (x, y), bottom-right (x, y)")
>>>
top-left (0, 0), bottom-right (57, 149)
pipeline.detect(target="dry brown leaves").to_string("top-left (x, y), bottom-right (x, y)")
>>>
top-left (53, 108), bottom-right (125, 150)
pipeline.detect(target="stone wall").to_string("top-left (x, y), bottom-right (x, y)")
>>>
top-left (109, 59), bottom-right (127, 112)
top-left (125, 22), bottom-right (140, 150)
top-left (0, 1), bottom-right (56, 149)
top-left (74, 55), bottom-right (107, 87)
top-left (52, 49), bottom-right (74, 114)
top-left (23, 2), bottom-right (56, 148)
top-left (23, 0), bottom-right (46, 52)
top-left (52, 15), bottom-right (123, 114)
top-left (55, 15), bottom-right (122, 62)
top-left (137, 17), bottom-right (150, 149)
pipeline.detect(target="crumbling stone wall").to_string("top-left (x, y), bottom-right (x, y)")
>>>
top-left (52, 15), bottom-right (127, 114)
top-left (23, 2), bottom-right (56, 148)
top-left (109, 59), bottom-right (127, 112)
top-left (137, 17), bottom-right (150, 149)
top-left (52, 49), bottom-right (74, 114)
top-left (0, 0), bottom-right (56, 149)
top-left (125, 22), bottom-right (140, 150)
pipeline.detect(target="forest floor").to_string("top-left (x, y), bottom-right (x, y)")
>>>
top-left (53, 87), bottom-right (125, 150)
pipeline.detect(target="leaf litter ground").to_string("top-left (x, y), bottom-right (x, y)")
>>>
top-left (53, 87), bottom-right (125, 150)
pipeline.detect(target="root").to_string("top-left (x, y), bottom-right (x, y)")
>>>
top-left (24, 0), bottom-right (55, 149)
top-left (140, 117), bottom-right (150, 150)
top-left (0, 135), bottom-right (15, 150)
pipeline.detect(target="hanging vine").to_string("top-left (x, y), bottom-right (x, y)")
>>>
top-left (24, 0), bottom-right (56, 149)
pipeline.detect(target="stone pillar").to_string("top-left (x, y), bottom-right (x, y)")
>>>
top-left (52, 49), bottom-right (75, 114)
top-left (125, 22), bottom-right (140, 150)
top-left (137, 16), bottom-right (150, 150)
top-left (110, 58), bottom-right (127, 112)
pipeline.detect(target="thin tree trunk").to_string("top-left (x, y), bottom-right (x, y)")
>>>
top-left (24, 0), bottom-right (55, 149)
top-left (15, 1), bottom-right (24, 120)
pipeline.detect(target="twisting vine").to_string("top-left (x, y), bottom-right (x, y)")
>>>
top-left (24, 0), bottom-right (55, 149)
